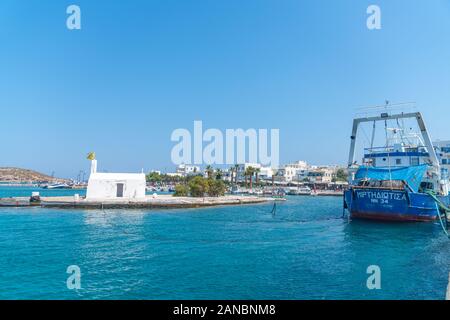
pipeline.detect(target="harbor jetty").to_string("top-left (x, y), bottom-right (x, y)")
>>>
top-left (447, 272), bottom-right (450, 300)
top-left (0, 194), bottom-right (283, 210)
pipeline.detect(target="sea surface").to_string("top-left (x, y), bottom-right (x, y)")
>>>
top-left (1, 186), bottom-right (449, 300)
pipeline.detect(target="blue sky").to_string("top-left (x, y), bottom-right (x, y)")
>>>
top-left (1, 0), bottom-right (450, 178)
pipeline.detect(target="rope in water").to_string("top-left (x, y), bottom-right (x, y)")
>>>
top-left (426, 191), bottom-right (450, 238)
top-left (271, 202), bottom-right (277, 215)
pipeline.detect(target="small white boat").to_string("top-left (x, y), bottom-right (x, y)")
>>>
top-left (42, 183), bottom-right (71, 189)
top-left (287, 186), bottom-right (312, 195)
top-left (249, 189), bottom-right (263, 195)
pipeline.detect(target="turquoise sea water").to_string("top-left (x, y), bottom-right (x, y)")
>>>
top-left (1, 186), bottom-right (449, 300)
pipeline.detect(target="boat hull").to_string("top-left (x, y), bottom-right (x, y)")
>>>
top-left (344, 188), bottom-right (447, 222)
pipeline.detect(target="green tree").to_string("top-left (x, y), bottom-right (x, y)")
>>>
top-left (173, 184), bottom-right (189, 197)
top-left (188, 176), bottom-right (209, 197)
top-left (207, 179), bottom-right (226, 197)
top-left (146, 172), bottom-right (162, 183)
top-left (335, 168), bottom-right (348, 182)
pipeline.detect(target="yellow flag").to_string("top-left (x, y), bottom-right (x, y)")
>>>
top-left (87, 152), bottom-right (96, 160)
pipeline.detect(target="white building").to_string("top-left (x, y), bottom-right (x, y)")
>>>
top-left (236, 163), bottom-right (262, 181)
top-left (434, 140), bottom-right (450, 180)
top-left (273, 161), bottom-right (340, 184)
top-left (435, 140), bottom-right (450, 168)
top-left (176, 164), bottom-right (201, 177)
top-left (86, 159), bottom-right (146, 200)
top-left (258, 167), bottom-right (275, 180)
top-left (276, 161), bottom-right (310, 182)
top-left (286, 160), bottom-right (309, 170)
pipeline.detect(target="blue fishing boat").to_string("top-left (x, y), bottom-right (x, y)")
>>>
top-left (343, 109), bottom-right (450, 222)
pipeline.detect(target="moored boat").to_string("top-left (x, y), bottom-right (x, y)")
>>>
top-left (343, 110), bottom-right (450, 222)
top-left (287, 186), bottom-right (312, 195)
top-left (42, 183), bottom-right (71, 189)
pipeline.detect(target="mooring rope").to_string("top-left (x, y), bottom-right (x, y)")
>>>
top-left (436, 203), bottom-right (449, 238)
top-left (270, 202), bottom-right (277, 216)
top-left (342, 189), bottom-right (352, 222)
top-left (426, 191), bottom-right (450, 238)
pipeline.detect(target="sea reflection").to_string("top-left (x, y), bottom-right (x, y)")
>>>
top-left (82, 209), bottom-right (146, 227)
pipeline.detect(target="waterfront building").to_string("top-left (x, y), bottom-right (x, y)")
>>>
top-left (235, 163), bottom-right (262, 182)
top-left (274, 163), bottom-right (342, 184)
top-left (221, 168), bottom-right (233, 182)
top-left (274, 161), bottom-right (310, 183)
top-left (286, 160), bottom-right (309, 170)
top-left (258, 167), bottom-right (276, 181)
top-left (277, 166), bottom-right (299, 182)
top-left (86, 158), bottom-right (146, 200)
top-left (434, 140), bottom-right (450, 170)
top-left (176, 164), bottom-right (201, 177)
top-left (310, 166), bottom-right (337, 183)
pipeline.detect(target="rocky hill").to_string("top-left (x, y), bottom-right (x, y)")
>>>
top-left (0, 167), bottom-right (67, 183)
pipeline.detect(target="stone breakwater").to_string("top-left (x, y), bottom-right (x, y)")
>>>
top-left (0, 194), bottom-right (284, 209)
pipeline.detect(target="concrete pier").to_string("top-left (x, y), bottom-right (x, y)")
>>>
top-left (446, 272), bottom-right (450, 300)
top-left (0, 194), bottom-right (284, 210)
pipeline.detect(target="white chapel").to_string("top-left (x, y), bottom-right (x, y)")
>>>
top-left (86, 154), bottom-right (146, 200)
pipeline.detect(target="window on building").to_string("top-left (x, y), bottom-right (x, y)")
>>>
top-left (443, 159), bottom-right (448, 165)
top-left (396, 159), bottom-right (402, 165)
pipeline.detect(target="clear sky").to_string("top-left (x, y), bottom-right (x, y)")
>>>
top-left (1, 0), bottom-right (450, 178)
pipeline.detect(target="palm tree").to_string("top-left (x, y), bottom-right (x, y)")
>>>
top-left (254, 168), bottom-right (261, 185)
top-left (205, 165), bottom-right (214, 179)
top-left (229, 167), bottom-right (234, 184)
top-left (243, 168), bottom-right (249, 188)
top-left (234, 164), bottom-right (240, 186)
top-left (245, 166), bottom-right (256, 191)
top-left (215, 169), bottom-right (223, 180)
top-left (272, 169), bottom-right (279, 192)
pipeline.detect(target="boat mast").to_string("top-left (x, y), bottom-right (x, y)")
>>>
top-left (370, 120), bottom-right (376, 152)
top-left (347, 111), bottom-right (440, 169)
top-left (415, 113), bottom-right (440, 168)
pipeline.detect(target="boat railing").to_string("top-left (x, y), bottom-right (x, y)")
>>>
top-left (354, 102), bottom-right (417, 118)
top-left (352, 185), bottom-right (405, 191)
top-left (352, 178), bottom-right (415, 192)
top-left (364, 145), bottom-right (427, 153)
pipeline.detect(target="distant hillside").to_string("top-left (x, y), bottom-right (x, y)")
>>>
top-left (0, 167), bottom-right (67, 183)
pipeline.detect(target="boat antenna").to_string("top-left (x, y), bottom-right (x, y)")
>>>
top-left (370, 120), bottom-right (376, 151)
top-left (384, 100), bottom-right (390, 148)
top-left (384, 117), bottom-right (393, 188)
